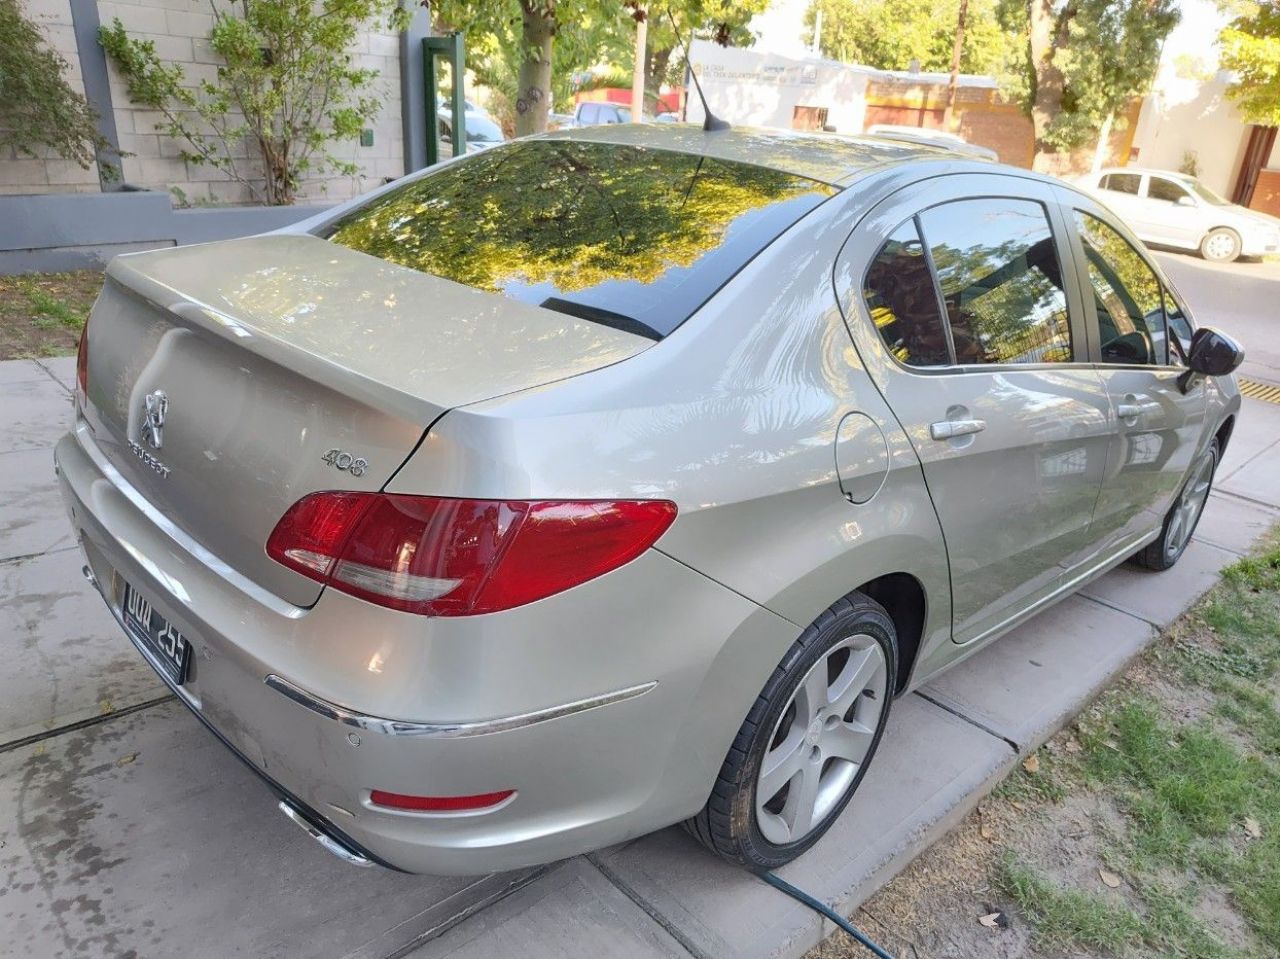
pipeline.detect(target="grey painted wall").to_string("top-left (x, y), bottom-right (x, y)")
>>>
top-left (0, 191), bottom-right (333, 274)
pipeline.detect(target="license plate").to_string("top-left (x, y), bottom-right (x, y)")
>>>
top-left (122, 581), bottom-right (190, 686)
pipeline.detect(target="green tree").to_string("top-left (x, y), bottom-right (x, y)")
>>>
top-left (100, 0), bottom-right (408, 205)
top-left (1012, 0), bottom-right (1178, 165)
top-left (433, 2), bottom-right (630, 137)
top-left (0, 0), bottom-right (113, 172)
top-left (804, 0), bottom-right (1019, 77)
top-left (636, 1), bottom-right (769, 111)
top-left (1220, 1), bottom-right (1280, 126)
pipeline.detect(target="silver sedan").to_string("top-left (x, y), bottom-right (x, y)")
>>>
top-left (59, 126), bottom-right (1242, 875)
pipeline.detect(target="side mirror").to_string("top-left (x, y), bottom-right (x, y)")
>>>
top-left (1176, 195), bottom-right (1196, 208)
top-left (1180, 327), bottom-right (1244, 391)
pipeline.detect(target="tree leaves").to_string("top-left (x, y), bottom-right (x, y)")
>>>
top-left (0, 0), bottom-right (113, 170)
top-left (100, 0), bottom-right (405, 205)
top-left (1221, 2), bottom-right (1280, 127)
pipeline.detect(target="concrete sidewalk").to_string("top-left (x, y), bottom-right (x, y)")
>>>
top-left (2, 354), bottom-right (1277, 959)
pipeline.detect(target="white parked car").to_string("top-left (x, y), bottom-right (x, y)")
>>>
top-left (1076, 167), bottom-right (1280, 263)
top-left (865, 124), bottom-right (998, 162)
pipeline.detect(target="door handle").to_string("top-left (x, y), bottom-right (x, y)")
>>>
top-left (1117, 393), bottom-right (1147, 421)
top-left (930, 419), bottom-right (986, 441)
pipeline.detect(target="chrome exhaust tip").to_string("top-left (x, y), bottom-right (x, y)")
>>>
top-left (277, 799), bottom-right (372, 867)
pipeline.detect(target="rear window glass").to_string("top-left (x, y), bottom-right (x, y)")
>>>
top-left (322, 139), bottom-right (835, 339)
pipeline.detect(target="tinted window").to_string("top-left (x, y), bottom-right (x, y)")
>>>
top-left (1075, 212), bottom-right (1167, 365)
top-left (1148, 177), bottom-right (1189, 204)
top-left (1101, 173), bottom-right (1140, 195)
top-left (1163, 287), bottom-right (1192, 360)
top-left (919, 198), bottom-right (1073, 365)
top-left (863, 220), bottom-right (951, 367)
top-left (578, 104), bottom-right (599, 124)
top-left (324, 140), bottom-right (834, 339)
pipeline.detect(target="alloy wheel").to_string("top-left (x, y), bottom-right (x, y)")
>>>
top-left (1204, 232), bottom-right (1237, 261)
top-left (754, 634), bottom-right (889, 845)
top-left (1166, 452), bottom-right (1214, 559)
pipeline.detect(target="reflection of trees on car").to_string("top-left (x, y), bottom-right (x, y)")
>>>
top-left (924, 203), bottom-right (1072, 365)
top-left (326, 141), bottom-right (831, 300)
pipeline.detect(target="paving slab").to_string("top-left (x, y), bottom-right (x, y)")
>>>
top-left (408, 858), bottom-right (689, 959)
top-left (0, 447), bottom-right (74, 561)
top-left (591, 694), bottom-right (1014, 959)
top-left (922, 595), bottom-right (1155, 749)
top-left (0, 360), bottom-right (52, 387)
top-left (0, 375), bottom-right (73, 454)
top-left (1216, 395), bottom-right (1280, 478)
top-left (35, 355), bottom-right (75, 393)
top-left (1080, 538), bottom-right (1240, 628)
top-left (1194, 492), bottom-right (1280, 556)
top-left (0, 550), bottom-right (168, 747)
top-left (1216, 450), bottom-right (1280, 510)
top-left (0, 700), bottom-right (524, 959)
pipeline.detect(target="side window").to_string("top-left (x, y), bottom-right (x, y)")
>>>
top-left (1162, 287), bottom-right (1192, 361)
top-left (1101, 173), bottom-right (1140, 195)
top-left (1074, 212), bottom-right (1168, 365)
top-left (918, 198), bottom-right (1073, 365)
top-left (862, 220), bottom-right (952, 367)
top-left (579, 104), bottom-right (598, 124)
top-left (1148, 177), bottom-right (1190, 205)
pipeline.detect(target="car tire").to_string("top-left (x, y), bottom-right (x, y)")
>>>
top-left (683, 592), bottom-right (897, 870)
top-left (1134, 437), bottom-right (1219, 571)
top-left (1200, 228), bottom-right (1242, 263)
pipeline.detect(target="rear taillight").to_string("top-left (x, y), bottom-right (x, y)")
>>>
top-left (266, 493), bottom-right (676, 616)
top-left (75, 312), bottom-right (90, 398)
top-left (369, 789), bottom-right (514, 812)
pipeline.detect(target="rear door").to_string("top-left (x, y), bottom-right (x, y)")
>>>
top-left (1095, 171), bottom-right (1147, 235)
top-left (840, 174), bottom-right (1113, 645)
top-left (1057, 195), bottom-right (1209, 551)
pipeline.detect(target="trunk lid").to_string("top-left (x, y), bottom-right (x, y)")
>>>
top-left (81, 233), bottom-right (651, 607)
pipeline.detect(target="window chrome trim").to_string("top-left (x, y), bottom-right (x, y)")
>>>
top-left (264, 674), bottom-right (658, 739)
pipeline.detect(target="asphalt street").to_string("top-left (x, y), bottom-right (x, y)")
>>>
top-left (1156, 250), bottom-right (1280, 386)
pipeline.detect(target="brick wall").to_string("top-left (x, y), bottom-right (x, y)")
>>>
top-left (3, 0), bottom-right (103, 195)
top-left (3, 0), bottom-right (404, 204)
top-left (1249, 169), bottom-right (1280, 219)
top-left (864, 78), bottom-right (1034, 168)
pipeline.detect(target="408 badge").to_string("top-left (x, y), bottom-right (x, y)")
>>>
top-left (322, 448), bottom-right (368, 477)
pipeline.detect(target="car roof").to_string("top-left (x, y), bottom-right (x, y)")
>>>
top-left (541, 123), bottom-right (965, 187)
top-left (1095, 167), bottom-right (1193, 180)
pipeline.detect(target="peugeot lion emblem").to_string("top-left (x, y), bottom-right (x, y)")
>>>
top-left (141, 390), bottom-right (168, 450)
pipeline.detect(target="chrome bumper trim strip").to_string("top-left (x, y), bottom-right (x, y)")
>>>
top-left (277, 800), bottom-right (372, 867)
top-left (263, 674), bottom-right (658, 739)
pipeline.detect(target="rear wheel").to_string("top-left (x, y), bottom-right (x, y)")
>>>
top-left (1135, 438), bottom-right (1218, 570)
top-left (684, 593), bottom-right (896, 869)
top-left (1200, 228), bottom-right (1242, 263)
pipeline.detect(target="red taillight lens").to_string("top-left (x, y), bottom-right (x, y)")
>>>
top-left (267, 493), bottom-right (676, 616)
top-left (369, 789), bottom-right (515, 812)
top-left (75, 313), bottom-right (90, 398)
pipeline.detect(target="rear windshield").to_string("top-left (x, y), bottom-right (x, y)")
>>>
top-left (322, 139), bottom-right (835, 339)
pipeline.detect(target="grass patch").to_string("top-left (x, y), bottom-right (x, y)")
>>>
top-left (998, 538), bottom-right (1280, 957)
top-left (0, 271), bottom-right (103, 359)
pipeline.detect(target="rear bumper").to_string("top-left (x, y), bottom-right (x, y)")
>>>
top-left (56, 423), bottom-right (793, 874)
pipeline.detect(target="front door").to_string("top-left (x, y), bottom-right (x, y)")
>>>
top-left (1139, 175), bottom-right (1205, 249)
top-left (841, 175), bottom-right (1114, 645)
top-left (1061, 201), bottom-right (1209, 550)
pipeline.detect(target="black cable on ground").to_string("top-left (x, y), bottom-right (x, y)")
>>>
top-left (755, 870), bottom-right (896, 959)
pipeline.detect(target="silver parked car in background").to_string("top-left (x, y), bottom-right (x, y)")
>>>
top-left (1077, 167), bottom-right (1280, 262)
top-left (60, 125), bottom-right (1243, 876)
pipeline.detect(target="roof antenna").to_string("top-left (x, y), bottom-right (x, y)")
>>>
top-left (667, 8), bottom-right (729, 132)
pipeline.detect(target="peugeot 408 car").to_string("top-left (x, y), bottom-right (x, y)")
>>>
top-left (58, 125), bottom-right (1243, 875)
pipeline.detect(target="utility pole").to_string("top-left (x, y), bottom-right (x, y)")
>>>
top-left (943, 0), bottom-right (968, 130)
top-left (631, 8), bottom-right (648, 122)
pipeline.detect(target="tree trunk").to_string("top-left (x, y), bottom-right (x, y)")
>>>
top-left (1091, 111), bottom-right (1115, 173)
top-left (515, 2), bottom-right (555, 137)
top-left (1028, 0), bottom-right (1071, 171)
